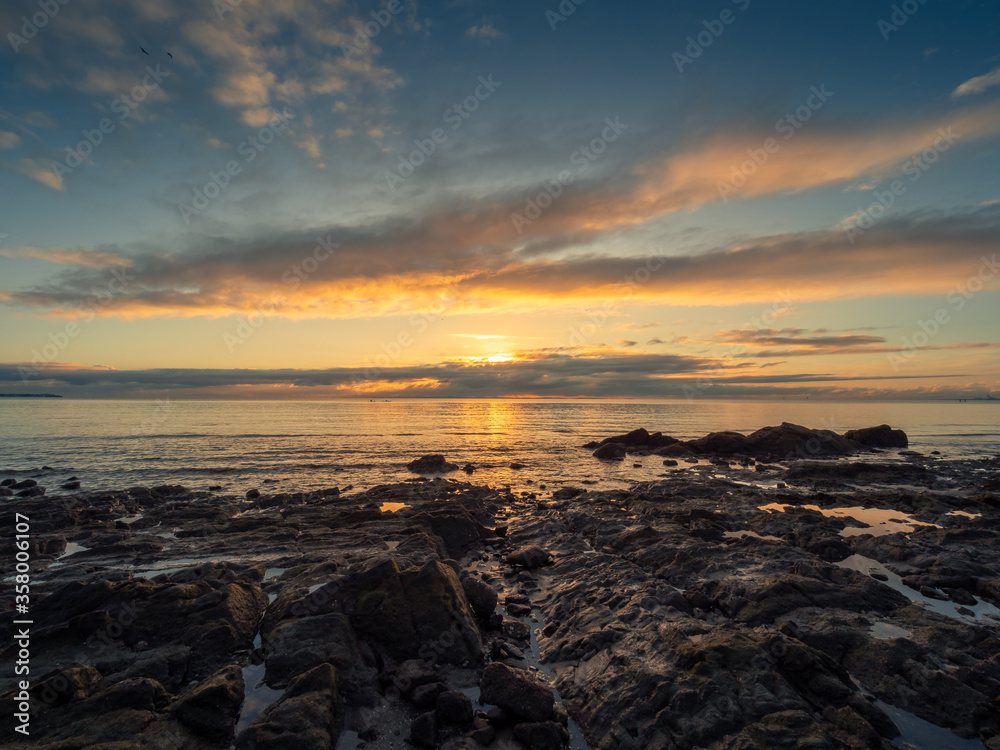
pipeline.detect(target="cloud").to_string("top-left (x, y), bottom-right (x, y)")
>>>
top-left (15, 158), bottom-right (64, 191)
top-left (466, 23), bottom-right (507, 41)
top-left (3, 203), bottom-right (999, 318)
top-left (717, 328), bottom-right (887, 349)
top-left (1, 349), bottom-right (957, 399)
top-left (609, 100), bottom-right (1000, 226)
top-left (953, 67), bottom-right (1000, 98)
top-left (0, 131), bottom-right (20, 149)
top-left (615, 339), bottom-right (638, 347)
top-left (0, 245), bottom-right (130, 268)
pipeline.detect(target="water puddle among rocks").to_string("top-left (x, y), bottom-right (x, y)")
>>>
top-left (759, 503), bottom-right (941, 536)
top-left (877, 700), bottom-right (986, 749)
top-left (56, 542), bottom-right (90, 560)
top-left (379, 502), bottom-right (408, 513)
top-left (119, 513), bottom-right (144, 524)
top-left (232, 633), bottom-right (285, 742)
top-left (869, 621), bottom-right (912, 640)
top-left (263, 567), bottom-right (286, 581)
top-left (723, 530), bottom-right (783, 542)
top-left (947, 510), bottom-right (981, 519)
top-left (836, 554), bottom-right (1000, 622)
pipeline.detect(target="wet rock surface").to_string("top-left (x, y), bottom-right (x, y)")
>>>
top-left (2, 448), bottom-right (1000, 749)
top-left (586, 422), bottom-right (910, 462)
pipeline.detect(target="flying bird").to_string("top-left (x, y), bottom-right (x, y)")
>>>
top-left (140, 46), bottom-right (149, 55)
top-left (167, 52), bottom-right (173, 58)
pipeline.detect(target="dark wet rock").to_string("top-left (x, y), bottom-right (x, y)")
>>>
top-left (844, 424), bottom-right (909, 449)
top-left (436, 689), bottom-right (474, 724)
top-left (170, 664), bottom-right (244, 743)
top-left (0, 478), bottom-right (15, 486)
top-left (263, 612), bottom-right (369, 694)
top-left (659, 443), bottom-right (697, 457)
top-left (0, 487), bottom-right (12, 497)
top-left (410, 710), bottom-right (438, 748)
top-left (513, 721), bottom-right (569, 750)
top-left (235, 663), bottom-right (339, 750)
top-left (510, 462), bottom-right (528, 470)
top-left (12, 479), bottom-right (37, 489)
top-left (407, 454), bottom-right (459, 474)
top-left (411, 681), bottom-right (446, 708)
top-left (479, 663), bottom-right (555, 722)
top-left (597, 428), bottom-right (679, 451)
top-left (411, 504), bottom-right (492, 558)
top-left (785, 461), bottom-right (929, 485)
top-left (551, 487), bottom-right (584, 500)
top-left (463, 463), bottom-right (477, 473)
top-left (747, 421), bottom-right (861, 459)
top-left (291, 557), bottom-right (483, 669)
top-left (687, 430), bottom-right (756, 456)
top-left (703, 571), bottom-right (911, 625)
top-left (592, 442), bottom-right (627, 460)
top-left (17, 485), bottom-right (45, 497)
top-left (462, 576), bottom-right (499, 620)
top-left (662, 459), bottom-right (678, 467)
top-left (30, 665), bottom-right (104, 707)
top-left (502, 619), bottom-right (531, 642)
top-left (470, 717), bottom-right (497, 745)
top-left (507, 545), bottom-right (551, 569)
top-left (60, 480), bottom-right (81, 490)
top-left (21, 576), bottom-right (268, 682)
top-left (246, 488), bottom-right (261, 499)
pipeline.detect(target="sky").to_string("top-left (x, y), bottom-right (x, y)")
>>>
top-left (0, 0), bottom-right (998, 399)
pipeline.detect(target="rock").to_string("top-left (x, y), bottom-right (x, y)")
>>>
top-left (663, 459), bottom-right (678, 467)
top-left (263, 612), bottom-right (366, 692)
top-left (246, 488), bottom-right (260, 499)
top-left (411, 681), bottom-right (447, 708)
top-left (592, 443), bottom-right (627, 460)
top-left (785, 461), bottom-right (928, 485)
top-left (513, 721), bottom-right (569, 750)
top-left (300, 558), bottom-right (483, 668)
top-left (510, 462), bottom-right (528, 470)
top-left (597, 428), bottom-right (679, 451)
top-left (462, 577), bottom-right (499, 620)
top-left (11, 479), bottom-right (37, 489)
top-left (17, 486), bottom-right (45, 497)
top-left (507, 546), bottom-right (550, 569)
top-left (749, 422), bottom-right (861, 458)
top-left (0, 478), bottom-right (15, 486)
top-left (843, 424), bottom-right (908, 449)
top-left (436, 690), bottom-right (474, 724)
top-left (60, 480), bottom-right (81, 490)
top-left (408, 454), bottom-right (459, 474)
top-left (470, 718), bottom-right (497, 745)
top-left (170, 664), bottom-right (244, 743)
top-left (686, 431), bottom-right (756, 456)
top-left (235, 663), bottom-right (339, 750)
top-left (410, 711), bottom-right (438, 748)
top-left (0, 487), bottom-right (12, 497)
top-left (479, 663), bottom-right (555, 722)
top-left (463, 463), bottom-right (477, 473)
top-left (31, 666), bottom-right (104, 707)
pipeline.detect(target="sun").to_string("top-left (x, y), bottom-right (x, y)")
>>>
top-left (484, 353), bottom-right (515, 363)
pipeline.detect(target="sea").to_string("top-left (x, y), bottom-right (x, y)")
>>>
top-left (1, 399), bottom-right (998, 496)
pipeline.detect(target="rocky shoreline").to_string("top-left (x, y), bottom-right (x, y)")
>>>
top-left (3, 424), bottom-right (1000, 749)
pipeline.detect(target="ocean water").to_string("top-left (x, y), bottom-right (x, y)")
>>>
top-left (1, 399), bottom-right (997, 495)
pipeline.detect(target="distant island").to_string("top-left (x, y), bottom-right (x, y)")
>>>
top-left (0, 393), bottom-right (63, 398)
